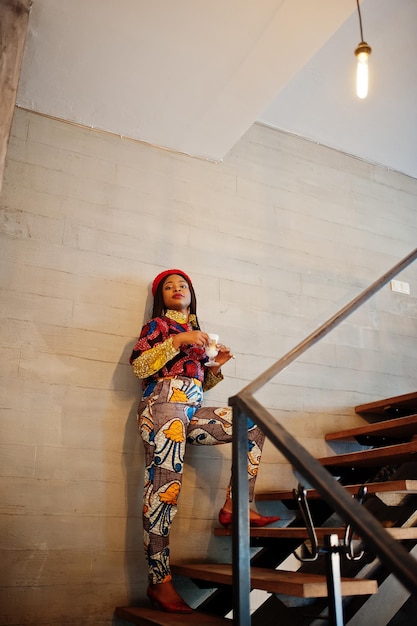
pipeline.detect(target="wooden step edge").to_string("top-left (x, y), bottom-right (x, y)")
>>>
top-left (213, 526), bottom-right (417, 540)
top-left (318, 440), bottom-right (417, 468)
top-left (256, 479), bottom-right (417, 502)
top-left (115, 605), bottom-right (232, 625)
top-left (324, 414), bottom-right (417, 442)
top-left (171, 563), bottom-right (378, 598)
top-left (355, 391), bottom-right (417, 417)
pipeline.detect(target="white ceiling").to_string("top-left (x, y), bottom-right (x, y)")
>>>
top-left (16, 0), bottom-right (417, 179)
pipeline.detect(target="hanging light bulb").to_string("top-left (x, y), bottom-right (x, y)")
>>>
top-left (354, 0), bottom-right (372, 99)
top-left (355, 41), bottom-right (372, 99)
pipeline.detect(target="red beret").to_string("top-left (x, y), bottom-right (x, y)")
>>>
top-left (151, 269), bottom-right (192, 297)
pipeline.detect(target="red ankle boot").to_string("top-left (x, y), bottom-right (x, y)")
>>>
top-left (147, 584), bottom-right (193, 614)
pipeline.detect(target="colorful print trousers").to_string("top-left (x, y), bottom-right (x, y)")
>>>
top-left (137, 376), bottom-right (265, 584)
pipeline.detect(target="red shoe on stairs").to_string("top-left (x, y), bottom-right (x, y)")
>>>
top-left (218, 507), bottom-right (280, 529)
top-left (147, 584), bottom-right (193, 614)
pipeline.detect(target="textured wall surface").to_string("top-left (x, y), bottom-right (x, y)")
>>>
top-left (0, 108), bottom-right (416, 624)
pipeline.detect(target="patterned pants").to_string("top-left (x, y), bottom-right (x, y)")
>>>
top-left (137, 376), bottom-right (265, 584)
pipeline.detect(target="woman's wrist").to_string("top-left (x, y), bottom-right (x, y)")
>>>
top-left (171, 334), bottom-right (183, 349)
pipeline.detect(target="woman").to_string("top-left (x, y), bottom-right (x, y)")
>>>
top-left (130, 269), bottom-right (279, 613)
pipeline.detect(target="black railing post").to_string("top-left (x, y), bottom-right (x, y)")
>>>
top-left (232, 404), bottom-right (251, 625)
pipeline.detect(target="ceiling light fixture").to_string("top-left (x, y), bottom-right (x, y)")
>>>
top-left (354, 0), bottom-right (372, 99)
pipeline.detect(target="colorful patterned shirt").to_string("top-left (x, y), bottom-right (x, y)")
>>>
top-left (130, 310), bottom-right (223, 391)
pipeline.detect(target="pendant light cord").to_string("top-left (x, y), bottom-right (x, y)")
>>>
top-left (356, 0), bottom-right (365, 41)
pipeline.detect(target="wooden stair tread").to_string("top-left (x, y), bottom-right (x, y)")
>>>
top-left (256, 479), bottom-right (417, 502)
top-left (213, 526), bottom-right (417, 540)
top-left (355, 391), bottom-right (417, 419)
top-left (318, 440), bottom-right (417, 468)
top-left (171, 563), bottom-right (377, 598)
top-left (115, 605), bottom-right (231, 625)
top-left (325, 414), bottom-right (417, 442)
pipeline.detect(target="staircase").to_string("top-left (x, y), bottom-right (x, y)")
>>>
top-left (115, 391), bottom-right (417, 625)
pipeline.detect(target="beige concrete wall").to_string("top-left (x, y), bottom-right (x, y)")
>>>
top-left (0, 107), bottom-right (416, 625)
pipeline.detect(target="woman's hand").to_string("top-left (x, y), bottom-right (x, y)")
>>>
top-left (171, 332), bottom-right (234, 372)
top-left (208, 344), bottom-right (234, 376)
top-left (171, 330), bottom-right (209, 349)
top-left (214, 344), bottom-right (234, 367)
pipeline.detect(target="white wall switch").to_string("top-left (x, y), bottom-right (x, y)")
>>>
top-left (390, 280), bottom-right (411, 295)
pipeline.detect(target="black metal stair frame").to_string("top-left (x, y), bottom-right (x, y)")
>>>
top-left (229, 248), bottom-right (417, 626)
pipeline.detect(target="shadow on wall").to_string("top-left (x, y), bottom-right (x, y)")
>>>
top-left (113, 336), bottom-right (147, 605)
top-left (114, 284), bottom-right (154, 604)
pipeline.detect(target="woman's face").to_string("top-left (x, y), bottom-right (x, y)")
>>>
top-left (162, 274), bottom-right (191, 313)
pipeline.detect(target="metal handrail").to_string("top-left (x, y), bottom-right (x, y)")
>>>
top-left (229, 248), bottom-right (417, 626)
top-left (240, 247), bottom-right (417, 397)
